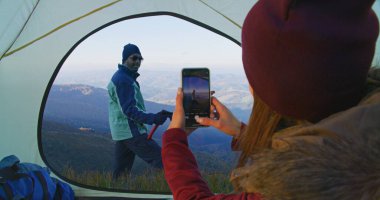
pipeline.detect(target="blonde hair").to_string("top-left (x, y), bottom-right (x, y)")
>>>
top-left (231, 68), bottom-right (380, 198)
top-left (237, 93), bottom-right (305, 167)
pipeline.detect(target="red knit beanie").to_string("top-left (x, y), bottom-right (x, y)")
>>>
top-left (242, 0), bottom-right (379, 122)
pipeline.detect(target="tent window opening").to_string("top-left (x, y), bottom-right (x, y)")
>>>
top-left (40, 15), bottom-right (251, 193)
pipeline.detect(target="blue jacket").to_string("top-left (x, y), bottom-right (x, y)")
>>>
top-left (107, 64), bottom-right (158, 140)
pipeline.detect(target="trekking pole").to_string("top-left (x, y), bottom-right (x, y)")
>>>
top-left (146, 110), bottom-right (172, 140)
top-left (147, 124), bottom-right (159, 140)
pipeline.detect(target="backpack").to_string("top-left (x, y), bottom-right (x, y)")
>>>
top-left (0, 155), bottom-right (74, 200)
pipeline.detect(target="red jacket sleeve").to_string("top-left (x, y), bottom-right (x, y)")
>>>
top-left (162, 128), bottom-right (259, 200)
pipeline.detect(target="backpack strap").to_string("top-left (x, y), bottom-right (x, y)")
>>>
top-left (34, 171), bottom-right (49, 200)
top-left (0, 183), bottom-right (13, 200)
top-left (54, 182), bottom-right (63, 200)
top-left (0, 167), bottom-right (33, 200)
top-left (0, 167), bottom-right (29, 180)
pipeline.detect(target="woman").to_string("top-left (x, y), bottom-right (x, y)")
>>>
top-left (162, 0), bottom-right (380, 199)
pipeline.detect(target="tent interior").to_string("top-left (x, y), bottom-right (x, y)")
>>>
top-left (1, 0), bottom-right (379, 199)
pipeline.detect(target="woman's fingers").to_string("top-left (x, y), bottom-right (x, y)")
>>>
top-left (211, 97), bottom-right (226, 111)
top-left (195, 116), bottom-right (219, 128)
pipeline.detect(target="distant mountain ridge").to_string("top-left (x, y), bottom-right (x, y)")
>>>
top-left (54, 69), bottom-right (254, 110)
top-left (42, 83), bottom-right (248, 150)
top-left (41, 84), bottom-right (239, 177)
top-left (44, 84), bottom-right (173, 133)
top-left (44, 84), bottom-right (250, 137)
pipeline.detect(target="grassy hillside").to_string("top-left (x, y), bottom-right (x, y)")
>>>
top-left (41, 120), bottom-right (236, 193)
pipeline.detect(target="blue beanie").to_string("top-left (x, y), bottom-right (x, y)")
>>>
top-left (122, 43), bottom-right (142, 63)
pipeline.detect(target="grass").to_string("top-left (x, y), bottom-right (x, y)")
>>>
top-left (62, 166), bottom-right (233, 194)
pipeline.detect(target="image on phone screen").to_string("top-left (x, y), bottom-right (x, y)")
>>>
top-left (182, 68), bottom-right (210, 128)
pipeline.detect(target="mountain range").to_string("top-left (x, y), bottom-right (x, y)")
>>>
top-left (43, 84), bottom-right (173, 133)
top-left (54, 69), bottom-right (254, 110)
top-left (41, 84), bottom-right (247, 181)
top-left (43, 84), bottom-right (251, 140)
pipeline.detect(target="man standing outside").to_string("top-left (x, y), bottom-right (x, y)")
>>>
top-left (107, 43), bottom-right (171, 179)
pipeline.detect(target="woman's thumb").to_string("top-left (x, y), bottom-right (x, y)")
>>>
top-left (175, 88), bottom-right (183, 109)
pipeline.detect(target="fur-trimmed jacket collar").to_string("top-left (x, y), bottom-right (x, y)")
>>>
top-left (232, 69), bottom-right (380, 200)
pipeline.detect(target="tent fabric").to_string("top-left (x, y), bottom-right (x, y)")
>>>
top-left (0, 0), bottom-right (255, 198)
top-left (1, 0), bottom-right (252, 59)
top-left (0, 0), bottom-right (39, 57)
top-left (0, 0), bottom-right (379, 198)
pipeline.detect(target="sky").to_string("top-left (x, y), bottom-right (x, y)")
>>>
top-left (62, 15), bottom-right (244, 74)
top-left (61, 3), bottom-right (380, 76)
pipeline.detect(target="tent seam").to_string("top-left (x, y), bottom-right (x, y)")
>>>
top-left (1, 0), bottom-right (123, 59)
top-left (0, 0), bottom-right (41, 61)
top-left (198, 0), bottom-right (241, 29)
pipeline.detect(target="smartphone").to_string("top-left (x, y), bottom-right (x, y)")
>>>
top-left (181, 68), bottom-right (211, 128)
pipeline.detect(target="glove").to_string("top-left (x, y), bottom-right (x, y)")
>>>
top-left (153, 110), bottom-right (173, 125)
top-left (161, 110), bottom-right (173, 121)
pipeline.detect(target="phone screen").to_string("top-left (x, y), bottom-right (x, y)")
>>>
top-left (182, 68), bottom-right (210, 128)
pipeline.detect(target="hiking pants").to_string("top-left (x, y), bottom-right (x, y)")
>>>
top-left (112, 133), bottom-right (163, 179)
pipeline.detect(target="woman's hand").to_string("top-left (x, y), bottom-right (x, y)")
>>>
top-left (195, 97), bottom-right (241, 137)
top-left (168, 88), bottom-right (196, 135)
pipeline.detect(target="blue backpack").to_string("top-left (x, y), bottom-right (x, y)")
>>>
top-left (0, 155), bottom-right (74, 200)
